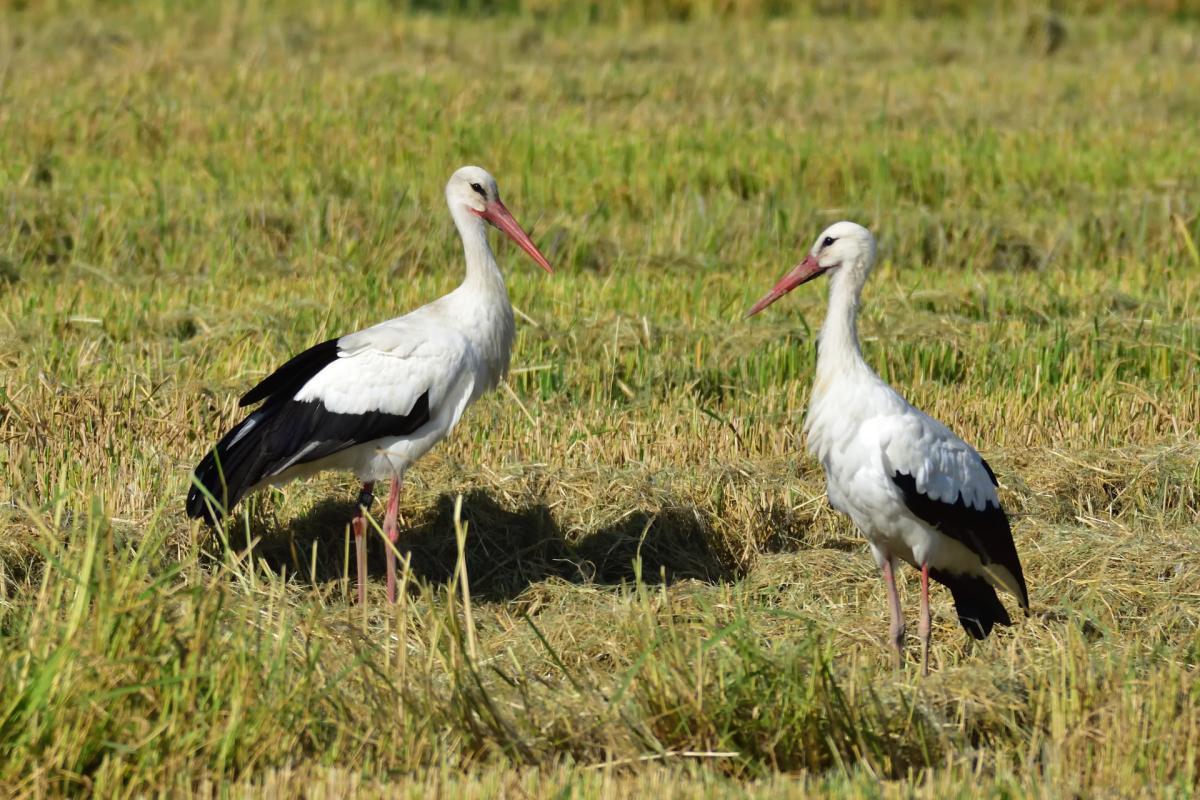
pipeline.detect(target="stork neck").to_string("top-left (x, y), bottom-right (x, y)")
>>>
top-left (447, 203), bottom-right (516, 385)
top-left (816, 270), bottom-right (869, 381)
top-left (452, 205), bottom-right (508, 299)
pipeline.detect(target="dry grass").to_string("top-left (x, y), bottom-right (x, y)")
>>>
top-left (1, 1), bottom-right (1199, 796)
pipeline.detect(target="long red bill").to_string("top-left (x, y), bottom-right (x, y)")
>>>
top-left (745, 254), bottom-right (825, 317)
top-left (479, 199), bottom-right (554, 274)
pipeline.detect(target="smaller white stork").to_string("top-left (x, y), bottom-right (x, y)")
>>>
top-left (187, 166), bottom-right (553, 605)
top-left (747, 221), bottom-right (1028, 673)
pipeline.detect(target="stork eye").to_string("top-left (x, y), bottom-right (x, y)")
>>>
top-left (469, 182), bottom-right (487, 198)
top-left (822, 236), bottom-right (837, 249)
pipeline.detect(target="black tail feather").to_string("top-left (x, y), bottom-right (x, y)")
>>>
top-left (239, 338), bottom-right (339, 408)
top-left (929, 568), bottom-right (1013, 640)
top-left (186, 409), bottom-right (274, 523)
top-left (189, 337), bottom-right (342, 523)
top-left (186, 391), bottom-right (432, 524)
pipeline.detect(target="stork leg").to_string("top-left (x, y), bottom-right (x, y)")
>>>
top-left (383, 478), bottom-right (402, 604)
top-left (350, 482), bottom-right (375, 605)
top-left (919, 562), bottom-right (932, 677)
top-left (881, 557), bottom-right (905, 668)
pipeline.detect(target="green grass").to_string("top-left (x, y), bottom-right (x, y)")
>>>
top-left (2, 1), bottom-right (1199, 796)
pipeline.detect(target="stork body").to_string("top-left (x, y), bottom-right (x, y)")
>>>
top-left (186, 166), bottom-right (553, 604)
top-left (748, 222), bottom-right (1028, 672)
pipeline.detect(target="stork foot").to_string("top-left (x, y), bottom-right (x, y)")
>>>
top-left (918, 562), bottom-right (932, 677)
top-left (882, 557), bottom-right (906, 670)
top-left (351, 481), bottom-right (375, 605)
top-left (889, 619), bottom-right (907, 669)
top-left (383, 478), bottom-right (402, 604)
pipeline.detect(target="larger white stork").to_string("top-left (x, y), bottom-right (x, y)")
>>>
top-left (747, 221), bottom-right (1028, 673)
top-left (187, 166), bottom-right (553, 604)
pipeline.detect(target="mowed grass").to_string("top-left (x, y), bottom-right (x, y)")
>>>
top-left (2, 1), bottom-right (1199, 796)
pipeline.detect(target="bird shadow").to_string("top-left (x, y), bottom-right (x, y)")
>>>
top-left (238, 488), bottom-right (739, 601)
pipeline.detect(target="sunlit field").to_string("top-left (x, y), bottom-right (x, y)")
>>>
top-left (2, 1), bottom-right (1199, 795)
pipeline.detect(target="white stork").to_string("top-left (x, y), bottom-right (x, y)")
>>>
top-left (747, 221), bottom-right (1028, 673)
top-left (187, 166), bottom-right (553, 604)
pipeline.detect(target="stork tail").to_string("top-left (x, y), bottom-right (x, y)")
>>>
top-left (186, 409), bottom-right (273, 523)
top-left (929, 568), bottom-right (1012, 640)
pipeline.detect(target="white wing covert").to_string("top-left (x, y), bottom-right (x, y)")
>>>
top-left (187, 315), bottom-right (476, 519)
top-left (297, 318), bottom-right (474, 420)
top-left (880, 411), bottom-right (999, 512)
top-left (878, 409), bottom-right (1028, 611)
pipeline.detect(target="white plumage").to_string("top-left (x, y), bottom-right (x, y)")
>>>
top-left (748, 221), bottom-right (1028, 673)
top-left (188, 166), bottom-right (553, 604)
top-left (285, 300), bottom-right (502, 483)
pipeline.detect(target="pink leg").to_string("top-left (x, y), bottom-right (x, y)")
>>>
top-left (384, 478), bottom-right (402, 604)
top-left (881, 558), bottom-right (905, 668)
top-left (351, 482), bottom-right (374, 605)
top-left (919, 562), bottom-right (932, 676)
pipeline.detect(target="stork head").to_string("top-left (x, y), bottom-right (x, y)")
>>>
top-left (446, 166), bottom-right (554, 274)
top-left (745, 221), bottom-right (876, 317)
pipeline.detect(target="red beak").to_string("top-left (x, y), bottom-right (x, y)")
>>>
top-left (475, 199), bottom-right (554, 274)
top-left (745, 254), bottom-right (825, 317)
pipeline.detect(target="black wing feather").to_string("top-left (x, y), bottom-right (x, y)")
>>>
top-left (239, 337), bottom-right (340, 408)
top-left (891, 470), bottom-right (1029, 632)
top-left (187, 335), bottom-right (432, 522)
top-left (979, 456), bottom-right (999, 487)
top-left (928, 568), bottom-right (1012, 639)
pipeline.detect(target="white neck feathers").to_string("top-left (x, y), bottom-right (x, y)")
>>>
top-left (804, 257), bottom-right (881, 461)
top-left (450, 204), bottom-right (507, 298)
top-left (446, 202), bottom-right (516, 387)
top-left (815, 267), bottom-right (870, 384)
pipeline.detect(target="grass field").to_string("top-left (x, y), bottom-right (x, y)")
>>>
top-left (2, 1), bottom-right (1200, 796)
